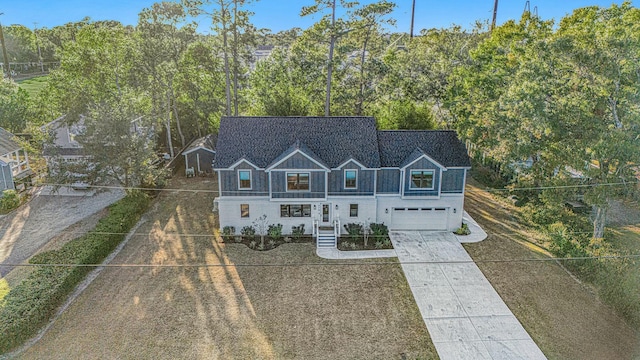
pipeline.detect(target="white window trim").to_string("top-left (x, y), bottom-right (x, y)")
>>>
top-left (409, 169), bottom-right (435, 190)
top-left (286, 172), bottom-right (311, 192)
top-left (344, 169), bottom-right (358, 189)
top-left (349, 203), bottom-right (358, 217)
top-left (240, 204), bottom-right (250, 218)
top-left (238, 169), bottom-right (252, 190)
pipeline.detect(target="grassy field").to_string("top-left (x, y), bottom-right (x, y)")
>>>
top-left (16, 76), bottom-right (48, 98)
top-left (19, 177), bottom-right (437, 360)
top-left (463, 179), bottom-right (640, 359)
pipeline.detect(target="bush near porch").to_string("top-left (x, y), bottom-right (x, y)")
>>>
top-left (338, 223), bottom-right (393, 251)
top-left (220, 224), bottom-right (313, 251)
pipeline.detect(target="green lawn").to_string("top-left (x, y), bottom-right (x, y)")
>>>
top-left (17, 76), bottom-right (49, 99)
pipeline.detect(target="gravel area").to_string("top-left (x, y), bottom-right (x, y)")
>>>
top-left (0, 189), bottom-right (124, 277)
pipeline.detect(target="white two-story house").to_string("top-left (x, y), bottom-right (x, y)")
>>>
top-left (213, 116), bottom-right (471, 247)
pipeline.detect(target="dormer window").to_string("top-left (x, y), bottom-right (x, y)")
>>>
top-left (287, 172), bottom-right (309, 191)
top-left (410, 170), bottom-right (434, 190)
top-left (344, 169), bottom-right (357, 189)
top-left (238, 170), bottom-right (252, 189)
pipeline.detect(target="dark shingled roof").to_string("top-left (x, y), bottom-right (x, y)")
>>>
top-left (183, 133), bottom-right (217, 155)
top-left (215, 117), bottom-right (381, 169)
top-left (267, 140), bottom-right (329, 169)
top-left (215, 118), bottom-right (471, 170)
top-left (0, 128), bottom-right (22, 155)
top-left (377, 130), bottom-right (471, 168)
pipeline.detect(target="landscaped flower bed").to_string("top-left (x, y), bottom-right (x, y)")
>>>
top-left (337, 222), bottom-right (393, 251)
top-left (220, 223), bottom-right (313, 251)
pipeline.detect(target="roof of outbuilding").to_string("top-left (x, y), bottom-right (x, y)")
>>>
top-left (0, 128), bottom-right (22, 156)
top-left (377, 130), bottom-right (471, 168)
top-left (215, 117), bottom-right (381, 169)
top-left (183, 133), bottom-right (217, 155)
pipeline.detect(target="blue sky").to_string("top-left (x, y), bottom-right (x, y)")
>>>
top-left (1, 0), bottom-right (630, 33)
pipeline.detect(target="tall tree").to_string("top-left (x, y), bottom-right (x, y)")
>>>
top-left (347, 0), bottom-right (395, 115)
top-left (137, 1), bottom-right (196, 153)
top-left (247, 47), bottom-right (310, 116)
top-left (0, 78), bottom-right (31, 132)
top-left (450, 4), bottom-right (640, 238)
top-left (301, 0), bottom-right (357, 116)
top-left (76, 96), bottom-right (166, 190)
top-left (552, 3), bottom-right (640, 238)
top-left (183, 0), bottom-right (257, 116)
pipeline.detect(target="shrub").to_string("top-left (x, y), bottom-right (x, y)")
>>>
top-left (0, 192), bottom-right (150, 353)
top-left (0, 189), bottom-right (21, 212)
top-left (222, 226), bottom-right (235, 236)
top-left (267, 223), bottom-right (283, 240)
top-left (249, 240), bottom-right (257, 249)
top-left (343, 223), bottom-right (363, 236)
top-left (454, 223), bottom-right (470, 235)
top-left (241, 226), bottom-right (256, 240)
top-left (375, 240), bottom-right (384, 249)
top-left (369, 223), bottom-right (389, 237)
top-left (291, 224), bottom-right (305, 240)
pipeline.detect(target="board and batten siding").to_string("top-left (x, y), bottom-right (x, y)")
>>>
top-left (270, 152), bottom-right (325, 170)
top-left (271, 170), bottom-right (326, 199)
top-left (376, 169), bottom-right (400, 194)
top-left (0, 164), bottom-right (15, 191)
top-left (328, 163), bottom-right (375, 196)
top-left (219, 163), bottom-right (268, 196)
top-left (403, 157), bottom-right (441, 197)
top-left (184, 150), bottom-right (215, 174)
top-left (441, 169), bottom-right (466, 193)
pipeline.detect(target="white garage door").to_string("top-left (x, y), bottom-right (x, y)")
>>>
top-left (391, 207), bottom-right (448, 230)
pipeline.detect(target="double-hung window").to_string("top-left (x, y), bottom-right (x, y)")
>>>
top-left (240, 204), bottom-right (250, 218)
top-left (344, 170), bottom-right (357, 189)
top-left (238, 170), bottom-right (252, 189)
top-left (349, 204), bottom-right (358, 217)
top-left (287, 172), bottom-right (309, 191)
top-left (410, 170), bottom-right (434, 190)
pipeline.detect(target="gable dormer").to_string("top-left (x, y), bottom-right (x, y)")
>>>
top-left (328, 157), bottom-right (375, 196)
top-left (400, 149), bottom-right (445, 198)
top-left (266, 140), bottom-right (329, 171)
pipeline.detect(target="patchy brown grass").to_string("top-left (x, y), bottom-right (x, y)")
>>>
top-left (19, 177), bottom-right (436, 360)
top-left (464, 178), bottom-right (640, 360)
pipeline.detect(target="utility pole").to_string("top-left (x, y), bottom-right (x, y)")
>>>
top-left (409, 0), bottom-right (416, 39)
top-left (0, 13), bottom-right (11, 80)
top-left (491, 0), bottom-right (499, 32)
top-left (34, 22), bottom-right (44, 73)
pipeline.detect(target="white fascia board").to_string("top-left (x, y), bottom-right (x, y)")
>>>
top-left (183, 147), bottom-right (216, 156)
top-left (401, 153), bottom-right (446, 170)
top-left (223, 158), bottom-right (261, 170)
top-left (333, 158), bottom-right (367, 170)
top-left (266, 149), bottom-right (329, 172)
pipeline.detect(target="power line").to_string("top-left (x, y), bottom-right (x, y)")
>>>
top-left (2, 254), bottom-right (638, 268)
top-left (0, 228), bottom-right (603, 238)
top-left (36, 178), bottom-right (640, 195)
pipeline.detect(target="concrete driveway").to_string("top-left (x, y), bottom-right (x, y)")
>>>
top-left (391, 231), bottom-right (547, 360)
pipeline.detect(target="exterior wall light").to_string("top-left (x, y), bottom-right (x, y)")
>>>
top-left (453, 208), bottom-right (457, 213)
top-left (385, 208), bottom-right (389, 214)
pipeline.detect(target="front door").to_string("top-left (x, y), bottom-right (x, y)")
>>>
top-left (322, 203), bottom-right (330, 223)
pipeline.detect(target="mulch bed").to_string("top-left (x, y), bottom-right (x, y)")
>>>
top-left (221, 235), bottom-right (314, 251)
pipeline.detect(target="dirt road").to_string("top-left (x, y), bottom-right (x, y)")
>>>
top-left (0, 189), bottom-right (123, 278)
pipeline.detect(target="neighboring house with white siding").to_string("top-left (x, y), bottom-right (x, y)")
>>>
top-left (213, 116), bottom-right (471, 248)
top-left (0, 127), bottom-right (32, 192)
